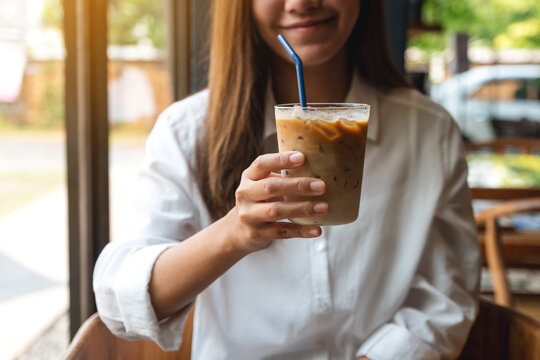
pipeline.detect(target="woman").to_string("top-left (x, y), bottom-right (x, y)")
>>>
top-left (94, 0), bottom-right (480, 359)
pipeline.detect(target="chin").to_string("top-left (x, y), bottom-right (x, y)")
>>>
top-left (296, 45), bottom-right (341, 67)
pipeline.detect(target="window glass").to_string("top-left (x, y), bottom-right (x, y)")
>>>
top-left (515, 79), bottom-right (540, 101)
top-left (471, 79), bottom-right (524, 101)
top-left (108, 0), bottom-right (173, 242)
top-left (527, 80), bottom-right (540, 101)
top-left (0, 0), bottom-right (69, 358)
top-left (407, 0), bottom-right (540, 310)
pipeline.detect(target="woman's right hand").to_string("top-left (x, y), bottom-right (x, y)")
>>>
top-left (225, 151), bottom-right (328, 253)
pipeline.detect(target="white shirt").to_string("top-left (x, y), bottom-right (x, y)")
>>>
top-left (94, 75), bottom-right (480, 360)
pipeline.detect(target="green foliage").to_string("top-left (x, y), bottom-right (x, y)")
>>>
top-left (42, 0), bottom-right (62, 29)
top-left (42, 0), bottom-right (166, 48)
top-left (409, 0), bottom-right (540, 52)
top-left (495, 19), bottom-right (540, 49)
top-left (468, 154), bottom-right (540, 188)
top-left (508, 155), bottom-right (540, 187)
top-left (108, 0), bottom-right (166, 48)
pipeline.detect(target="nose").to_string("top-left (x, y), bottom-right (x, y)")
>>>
top-left (284, 0), bottom-right (322, 14)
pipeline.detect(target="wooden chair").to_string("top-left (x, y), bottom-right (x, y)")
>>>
top-left (458, 300), bottom-right (540, 359)
top-left (466, 138), bottom-right (540, 306)
top-left (63, 310), bottom-right (193, 359)
top-left (63, 301), bottom-right (540, 359)
top-left (475, 198), bottom-right (540, 306)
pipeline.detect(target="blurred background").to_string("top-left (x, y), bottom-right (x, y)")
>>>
top-left (0, 0), bottom-right (172, 358)
top-left (0, 0), bottom-right (539, 358)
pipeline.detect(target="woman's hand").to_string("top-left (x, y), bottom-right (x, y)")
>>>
top-left (225, 151), bottom-right (328, 253)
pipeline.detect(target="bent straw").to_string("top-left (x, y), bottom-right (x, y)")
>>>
top-left (277, 34), bottom-right (307, 107)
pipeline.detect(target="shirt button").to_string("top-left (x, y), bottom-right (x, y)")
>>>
top-left (315, 240), bottom-right (326, 252)
top-left (320, 301), bottom-right (330, 312)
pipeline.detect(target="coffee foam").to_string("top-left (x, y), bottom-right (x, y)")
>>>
top-left (275, 105), bottom-right (369, 122)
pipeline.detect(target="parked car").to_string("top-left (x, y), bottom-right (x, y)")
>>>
top-left (430, 65), bottom-right (540, 141)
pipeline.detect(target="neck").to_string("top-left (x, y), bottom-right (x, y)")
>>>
top-left (271, 47), bottom-right (351, 105)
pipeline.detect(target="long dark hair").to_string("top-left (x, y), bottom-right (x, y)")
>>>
top-left (198, 0), bottom-right (410, 220)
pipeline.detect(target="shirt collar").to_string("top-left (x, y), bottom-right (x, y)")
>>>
top-left (264, 72), bottom-right (380, 142)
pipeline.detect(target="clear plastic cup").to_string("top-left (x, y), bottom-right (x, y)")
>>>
top-left (275, 103), bottom-right (370, 225)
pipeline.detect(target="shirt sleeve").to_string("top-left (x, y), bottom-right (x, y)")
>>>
top-left (93, 107), bottom-right (204, 351)
top-left (357, 116), bottom-right (481, 360)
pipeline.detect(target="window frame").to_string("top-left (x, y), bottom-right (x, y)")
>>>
top-left (64, 0), bottom-right (109, 338)
top-left (63, 0), bottom-right (194, 338)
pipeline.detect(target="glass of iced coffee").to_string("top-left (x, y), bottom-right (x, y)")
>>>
top-left (275, 103), bottom-right (370, 226)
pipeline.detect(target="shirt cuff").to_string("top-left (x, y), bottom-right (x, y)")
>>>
top-left (356, 323), bottom-right (441, 360)
top-left (114, 243), bottom-right (192, 350)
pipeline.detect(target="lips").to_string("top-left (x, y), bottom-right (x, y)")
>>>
top-left (282, 16), bottom-right (336, 32)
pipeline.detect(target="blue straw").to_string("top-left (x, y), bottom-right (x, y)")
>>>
top-left (277, 34), bottom-right (307, 107)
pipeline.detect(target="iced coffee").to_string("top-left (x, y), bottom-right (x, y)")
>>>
top-left (275, 103), bottom-right (370, 226)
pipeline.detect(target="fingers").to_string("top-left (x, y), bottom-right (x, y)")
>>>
top-left (239, 200), bottom-right (329, 224)
top-left (233, 151), bottom-right (328, 246)
top-left (265, 196), bottom-right (284, 203)
top-left (244, 152), bottom-right (305, 181)
top-left (238, 222), bottom-right (321, 244)
top-left (257, 222), bottom-right (322, 240)
top-left (246, 177), bottom-right (325, 202)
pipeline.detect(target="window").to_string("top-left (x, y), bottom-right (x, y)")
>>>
top-left (514, 79), bottom-right (540, 101)
top-left (63, 0), bottom-right (200, 342)
top-left (2, 0), bottom-right (206, 355)
top-left (471, 79), bottom-right (524, 101)
top-left (107, 0), bottom-right (173, 243)
top-left (470, 78), bottom-right (540, 102)
top-left (0, 0), bottom-right (68, 358)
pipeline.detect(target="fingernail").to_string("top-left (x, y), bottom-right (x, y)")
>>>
top-left (310, 180), bottom-right (324, 192)
top-left (313, 203), bottom-right (328, 213)
top-left (309, 227), bottom-right (320, 236)
top-left (289, 152), bottom-right (304, 164)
